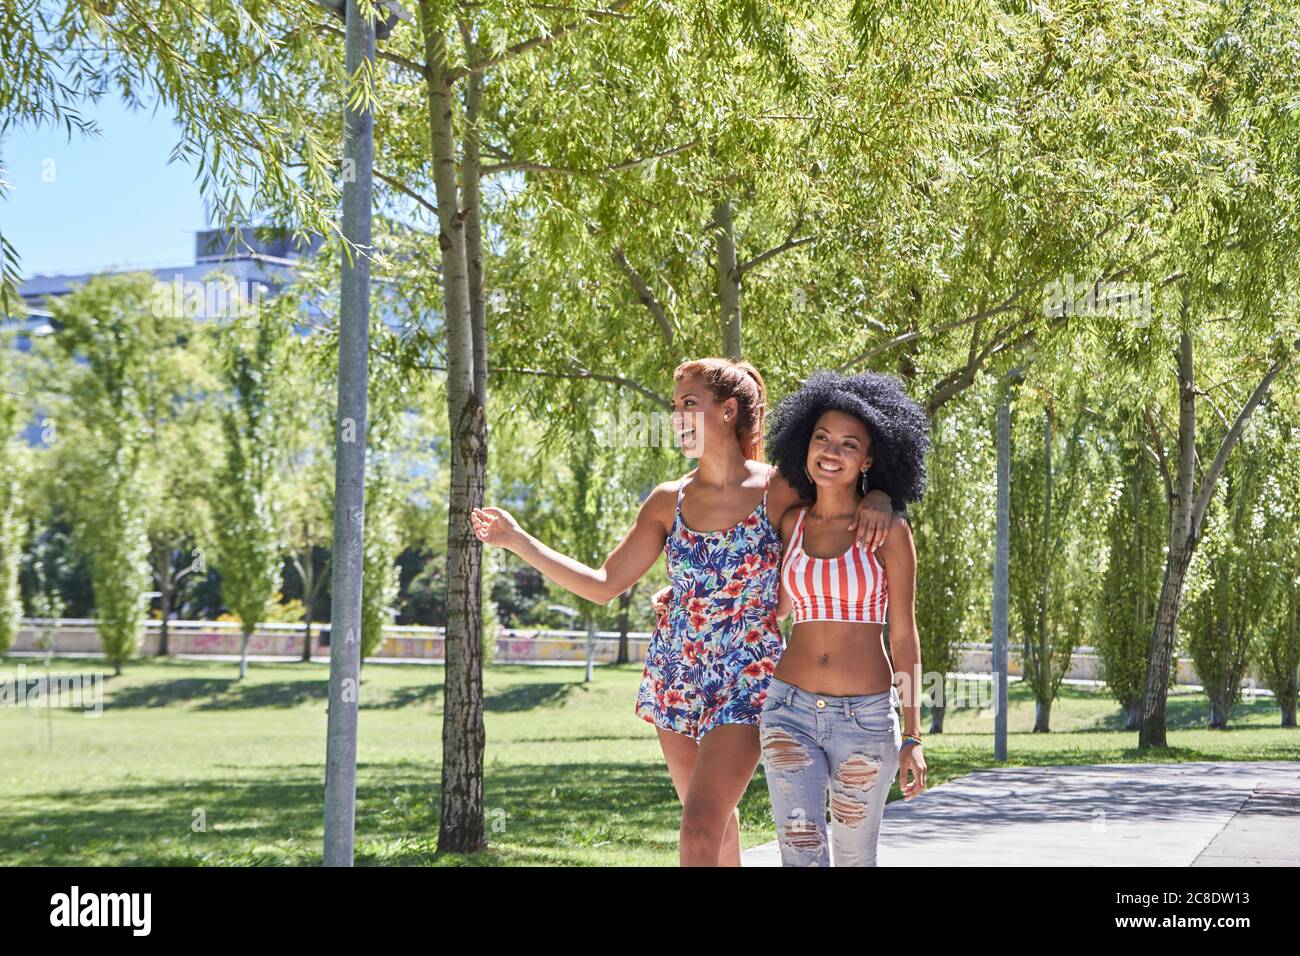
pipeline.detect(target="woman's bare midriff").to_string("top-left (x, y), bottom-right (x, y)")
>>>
top-left (773, 620), bottom-right (893, 697)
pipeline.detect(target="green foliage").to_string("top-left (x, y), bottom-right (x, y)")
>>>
top-left (1254, 410), bottom-right (1300, 722)
top-left (0, 359), bottom-right (25, 653)
top-left (1096, 446), bottom-right (1167, 722)
top-left (214, 305), bottom-right (289, 649)
top-left (1184, 409), bottom-right (1286, 725)
top-left (1009, 383), bottom-right (1110, 725)
top-left (37, 274), bottom-right (196, 671)
top-left (912, 391), bottom-right (995, 717)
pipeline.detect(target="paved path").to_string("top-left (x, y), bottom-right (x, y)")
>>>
top-left (742, 760), bottom-right (1300, 866)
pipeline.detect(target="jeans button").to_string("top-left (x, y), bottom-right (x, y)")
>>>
top-left (816, 698), bottom-right (826, 709)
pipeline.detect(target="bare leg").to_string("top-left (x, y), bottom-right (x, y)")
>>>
top-left (656, 728), bottom-right (742, 866)
top-left (678, 723), bottom-right (761, 867)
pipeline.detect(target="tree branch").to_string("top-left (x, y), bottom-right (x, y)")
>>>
top-left (1189, 335), bottom-right (1300, 536)
top-left (1143, 405), bottom-right (1174, 502)
top-left (734, 234), bottom-right (816, 279)
top-left (611, 245), bottom-right (673, 348)
top-left (412, 361), bottom-right (671, 408)
top-left (445, 0), bottom-right (634, 83)
top-left (315, 21), bottom-right (428, 76)
top-left (481, 139), bottom-right (697, 178)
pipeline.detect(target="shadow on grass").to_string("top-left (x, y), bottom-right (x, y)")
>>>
top-left (6, 744), bottom-right (1296, 866)
top-left (105, 679), bottom-right (331, 711)
top-left (102, 678), bottom-right (576, 715)
top-left (0, 757), bottom-right (765, 867)
top-left (1089, 692), bottom-right (1292, 732)
top-left (483, 682), bottom-right (577, 713)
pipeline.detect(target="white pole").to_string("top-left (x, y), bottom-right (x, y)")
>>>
top-left (323, 0), bottom-right (375, 868)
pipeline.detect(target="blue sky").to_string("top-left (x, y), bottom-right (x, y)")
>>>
top-left (2, 97), bottom-right (208, 277)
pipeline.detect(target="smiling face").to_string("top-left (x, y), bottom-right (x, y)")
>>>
top-left (805, 408), bottom-right (872, 493)
top-left (671, 375), bottom-right (737, 459)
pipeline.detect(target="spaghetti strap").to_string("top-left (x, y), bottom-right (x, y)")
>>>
top-left (792, 505), bottom-right (808, 545)
top-left (761, 466), bottom-right (772, 509)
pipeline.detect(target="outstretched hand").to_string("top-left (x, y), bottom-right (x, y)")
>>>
top-left (470, 506), bottom-right (524, 550)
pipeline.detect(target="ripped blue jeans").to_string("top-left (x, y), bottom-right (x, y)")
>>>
top-left (758, 677), bottom-right (901, 866)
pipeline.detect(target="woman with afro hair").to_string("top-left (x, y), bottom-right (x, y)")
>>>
top-left (471, 358), bottom-right (902, 866)
top-left (759, 369), bottom-right (931, 866)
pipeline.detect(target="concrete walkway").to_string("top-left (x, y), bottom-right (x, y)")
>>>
top-left (742, 760), bottom-right (1300, 866)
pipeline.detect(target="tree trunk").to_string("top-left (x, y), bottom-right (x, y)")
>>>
top-left (991, 371), bottom-right (1015, 761)
top-left (1139, 544), bottom-right (1193, 747)
top-left (928, 704), bottom-right (945, 734)
top-left (715, 198), bottom-right (741, 358)
top-left (1139, 327), bottom-right (1296, 747)
top-left (303, 606), bottom-right (314, 663)
top-left (422, 7), bottom-right (487, 854)
top-left (1124, 699), bottom-right (1141, 731)
top-left (154, 541), bottom-right (172, 657)
top-left (159, 577), bottom-right (172, 658)
top-left (1032, 410), bottom-right (1052, 734)
top-left (239, 626), bottom-right (250, 680)
top-left (1141, 330), bottom-right (1198, 749)
top-left (1281, 673), bottom-right (1297, 727)
top-left (1209, 695), bottom-right (1228, 729)
top-left (1033, 697), bottom-right (1050, 733)
top-left (299, 552), bottom-right (316, 662)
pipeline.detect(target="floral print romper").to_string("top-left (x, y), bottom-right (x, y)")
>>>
top-left (635, 467), bottom-right (785, 740)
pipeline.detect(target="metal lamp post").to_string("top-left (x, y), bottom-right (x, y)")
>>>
top-left (321, 0), bottom-right (407, 868)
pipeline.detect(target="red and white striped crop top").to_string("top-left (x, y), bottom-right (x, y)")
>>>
top-left (781, 506), bottom-right (888, 625)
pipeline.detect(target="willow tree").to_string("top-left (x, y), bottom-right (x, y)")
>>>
top-left (0, 355), bottom-right (25, 655)
top-left (1008, 385), bottom-right (1108, 733)
top-left (1256, 403), bottom-right (1300, 726)
top-left (277, 329), bottom-right (337, 662)
top-left (216, 308), bottom-right (289, 681)
top-left (1096, 445), bottom-right (1167, 730)
top-left (912, 392), bottom-right (995, 732)
top-left (38, 275), bottom-right (196, 672)
top-left (1182, 433), bottom-right (1276, 729)
top-left (1081, 1), bottom-right (1300, 749)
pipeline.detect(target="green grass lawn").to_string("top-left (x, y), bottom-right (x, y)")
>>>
top-left (1, 655), bottom-right (1297, 866)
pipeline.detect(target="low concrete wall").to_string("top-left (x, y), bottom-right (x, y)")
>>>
top-left (3, 619), bottom-right (1221, 689)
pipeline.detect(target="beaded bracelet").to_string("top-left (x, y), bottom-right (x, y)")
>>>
top-left (900, 734), bottom-right (923, 748)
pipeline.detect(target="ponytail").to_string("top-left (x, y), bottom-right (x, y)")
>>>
top-left (673, 357), bottom-right (768, 461)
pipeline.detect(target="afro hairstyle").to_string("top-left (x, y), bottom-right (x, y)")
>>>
top-left (765, 370), bottom-right (931, 512)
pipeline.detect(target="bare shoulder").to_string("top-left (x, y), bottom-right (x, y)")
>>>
top-left (765, 464), bottom-right (806, 520)
top-left (777, 501), bottom-right (801, 546)
top-left (641, 478), bottom-right (683, 527)
top-left (644, 478), bottom-right (686, 515)
top-left (878, 513), bottom-right (915, 562)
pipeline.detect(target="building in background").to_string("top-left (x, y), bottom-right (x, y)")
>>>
top-left (9, 226), bottom-right (325, 352)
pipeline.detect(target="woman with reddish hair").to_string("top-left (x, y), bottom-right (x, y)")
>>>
top-left (471, 358), bottom-right (897, 866)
